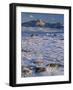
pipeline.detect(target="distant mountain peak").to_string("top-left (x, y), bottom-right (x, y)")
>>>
top-left (36, 19), bottom-right (45, 27)
top-left (22, 19), bottom-right (64, 29)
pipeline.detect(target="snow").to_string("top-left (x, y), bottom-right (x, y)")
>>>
top-left (21, 30), bottom-right (64, 77)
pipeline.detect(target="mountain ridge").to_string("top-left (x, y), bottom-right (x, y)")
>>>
top-left (22, 19), bottom-right (64, 29)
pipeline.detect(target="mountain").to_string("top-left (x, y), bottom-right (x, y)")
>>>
top-left (22, 19), bottom-right (64, 29)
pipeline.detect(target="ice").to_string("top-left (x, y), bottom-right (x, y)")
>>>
top-left (21, 29), bottom-right (64, 77)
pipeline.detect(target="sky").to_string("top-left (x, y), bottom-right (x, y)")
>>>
top-left (21, 12), bottom-right (64, 25)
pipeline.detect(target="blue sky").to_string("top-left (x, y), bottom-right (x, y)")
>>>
top-left (21, 12), bottom-right (64, 24)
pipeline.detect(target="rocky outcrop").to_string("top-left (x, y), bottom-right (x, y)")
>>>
top-left (22, 66), bottom-right (32, 77)
top-left (35, 66), bottom-right (46, 73)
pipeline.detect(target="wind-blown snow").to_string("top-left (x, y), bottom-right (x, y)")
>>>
top-left (21, 27), bottom-right (64, 77)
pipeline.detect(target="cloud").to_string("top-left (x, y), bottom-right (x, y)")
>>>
top-left (29, 15), bottom-right (34, 18)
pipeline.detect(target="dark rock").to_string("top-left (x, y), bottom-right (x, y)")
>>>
top-left (46, 63), bottom-right (63, 68)
top-left (21, 49), bottom-right (31, 52)
top-left (33, 60), bottom-right (44, 65)
top-left (60, 38), bottom-right (64, 40)
top-left (22, 66), bottom-right (32, 77)
top-left (35, 67), bottom-right (46, 73)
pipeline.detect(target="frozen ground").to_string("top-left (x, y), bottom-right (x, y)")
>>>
top-left (21, 28), bottom-right (64, 77)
